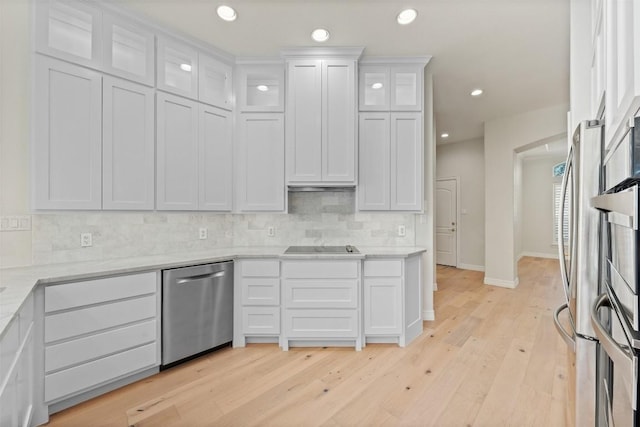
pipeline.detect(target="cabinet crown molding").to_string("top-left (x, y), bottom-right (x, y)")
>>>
top-left (359, 56), bottom-right (432, 66)
top-left (280, 47), bottom-right (364, 60)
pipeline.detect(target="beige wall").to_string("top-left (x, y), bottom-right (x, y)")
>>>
top-left (0, 0), bottom-right (32, 268)
top-left (435, 138), bottom-right (485, 270)
top-left (520, 153), bottom-right (566, 258)
top-left (484, 103), bottom-right (568, 287)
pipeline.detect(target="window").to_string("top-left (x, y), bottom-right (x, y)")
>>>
top-left (553, 182), bottom-right (570, 245)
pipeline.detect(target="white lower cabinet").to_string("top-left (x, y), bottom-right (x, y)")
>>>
top-left (363, 256), bottom-right (422, 347)
top-left (0, 293), bottom-right (35, 427)
top-left (43, 272), bottom-right (160, 408)
top-left (281, 259), bottom-right (362, 351)
top-left (234, 259), bottom-right (281, 347)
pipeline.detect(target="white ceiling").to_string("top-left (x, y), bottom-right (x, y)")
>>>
top-left (117, 0), bottom-right (570, 144)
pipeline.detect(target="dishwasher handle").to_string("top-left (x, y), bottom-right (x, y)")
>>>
top-left (176, 270), bottom-right (226, 285)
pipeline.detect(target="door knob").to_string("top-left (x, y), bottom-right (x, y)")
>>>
top-left (451, 228), bottom-right (456, 232)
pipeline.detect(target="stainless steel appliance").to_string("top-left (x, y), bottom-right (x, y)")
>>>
top-left (284, 245), bottom-right (360, 254)
top-left (554, 120), bottom-right (604, 426)
top-left (162, 261), bottom-right (233, 367)
top-left (591, 119), bottom-right (640, 426)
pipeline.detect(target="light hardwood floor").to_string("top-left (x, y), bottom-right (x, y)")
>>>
top-left (45, 257), bottom-right (571, 427)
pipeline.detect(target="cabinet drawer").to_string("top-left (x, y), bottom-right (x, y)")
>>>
top-left (242, 307), bottom-right (280, 335)
top-left (45, 320), bottom-right (157, 373)
top-left (45, 272), bottom-right (157, 313)
top-left (282, 260), bottom-right (359, 279)
top-left (284, 309), bottom-right (358, 338)
top-left (364, 260), bottom-right (402, 277)
top-left (45, 295), bottom-right (156, 343)
top-left (283, 280), bottom-right (358, 308)
top-left (242, 278), bottom-right (280, 306)
top-left (45, 343), bottom-right (157, 403)
top-left (240, 260), bottom-right (280, 277)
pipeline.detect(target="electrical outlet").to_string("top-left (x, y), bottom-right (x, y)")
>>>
top-left (267, 226), bottom-right (275, 237)
top-left (80, 233), bottom-right (92, 247)
top-left (199, 228), bottom-right (208, 240)
top-left (398, 225), bottom-right (406, 237)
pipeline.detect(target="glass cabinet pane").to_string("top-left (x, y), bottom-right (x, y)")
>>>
top-left (46, 1), bottom-right (95, 60)
top-left (363, 72), bottom-right (388, 107)
top-left (394, 72), bottom-right (417, 107)
top-left (163, 46), bottom-right (195, 93)
top-left (111, 24), bottom-right (147, 78)
top-left (199, 55), bottom-right (232, 109)
top-left (247, 73), bottom-right (280, 107)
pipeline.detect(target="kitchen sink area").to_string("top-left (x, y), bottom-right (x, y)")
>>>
top-left (283, 245), bottom-right (360, 254)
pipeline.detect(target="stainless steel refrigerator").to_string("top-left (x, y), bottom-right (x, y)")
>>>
top-left (554, 120), bottom-right (604, 426)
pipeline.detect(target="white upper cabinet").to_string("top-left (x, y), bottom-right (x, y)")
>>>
top-left (36, 0), bottom-right (102, 69)
top-left (102, 13), bottom-right (155, 86)
top-left (358, 113), bottom-right (390, 210)
top-left (236, 114), bottom-right (285, 212)
top-left (34, 56), bottom-right (102, 210)
top-left (157, 36), bottom-right (199, 100)
top-left (359, 64), bottom-right (424, 111)
top-left (199, 105), bottom-right (233, 211)
top-left (604, 0), bottom-right (640, 147)
top-left (156, 93), bottom-right (199, 210)
top-left (590, 1), bottom-right (605, 119)
top-left (284, 49), bottom-right (361, 185)
top-left (390, 113), bottom-right (422, 211)
top-left (237, 63), bottom-right (285, 112)
top-left (199, 53), bottom-right (233, 110)
top-left (103, 76), bottom-right (155, 210)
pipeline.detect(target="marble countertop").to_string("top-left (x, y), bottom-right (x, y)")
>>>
top-left (0, 246), bottom-right (426, 338)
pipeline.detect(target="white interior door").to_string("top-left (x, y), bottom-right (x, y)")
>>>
top-left (436, 178), bottom-right (458, 266)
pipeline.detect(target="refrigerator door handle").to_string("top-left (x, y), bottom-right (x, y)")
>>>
top-left (558, 147), bottom-right (572, 303)
top-left (591, 292), bottom-right (638, 410)
top-left (554, 303), bottom-right (576, 352)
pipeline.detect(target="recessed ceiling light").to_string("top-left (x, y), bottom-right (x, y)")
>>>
top-left (371, 82), bottom-right (383, 90)
top-left (441, 133), bottom-right (449, 138)
top-left (256, 85), bottom-right (269, 92)
top-left (397, 9), bottom-right (418, 25)
top-left (217, 5), bottom-right (237, 22)
top-left (311, 28), bottom-right (330, 42)
top-left (180, 63), bottom-right (192, 72)
top-left (470, 89), bottom-right (483, 96)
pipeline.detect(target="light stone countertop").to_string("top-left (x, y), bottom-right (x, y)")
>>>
top-left (0, 246), bottom-right (426, 338)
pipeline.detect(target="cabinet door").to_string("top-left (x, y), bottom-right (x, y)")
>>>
top-left (237, 114), bottom-right (285, 211)
top-left (199, 105), bottom-right (233, 211)
top-left (286, 60), bottom-right (322, 183)
top-left (103, 76), bottom-right (155, 210)
top-left (390, 66), bottom-right (422, 111)
top-left (199, 54), bottom-right (233, 110)
top-left (322, 60), bottom-right (356, 182)
top-left (364, 277), bottom-right (402, 335)
top-left (35, 0), bottom-right (102, 69)
top-left (359, 66), bottom-right (390, 111)
top-left (34, 56), bottom-right (102, 210)
top-left (604, 0), bottom-right (640, 146)
top-left (237, 64), bottom-right (285, 112)
top-left (157, 36), bottom-right (198, 100)
top-left (390, 113), bottom-right (422, 211)
top-left (358, 113), bottom-right (390, 210)
top-left (156, 93), bottom-right (199, 210)
top-left (102, 13), bottom-right (154, 86)
top-left (590, 4), bottom-right (605, 119)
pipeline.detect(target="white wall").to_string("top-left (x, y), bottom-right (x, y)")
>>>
top-left (520, 154), bottom-right (565, 259)
top-left (435, 138), bottom-right (485, 270)
top-left (0, 0), bottom-right (32, 267)
top-left (484, 103), bottom-right (568, 287)
top-left (514, 153), bottom-right (523, 262)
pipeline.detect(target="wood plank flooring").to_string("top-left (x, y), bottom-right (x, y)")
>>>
top-left (45, 257), bottom-right (571, 426)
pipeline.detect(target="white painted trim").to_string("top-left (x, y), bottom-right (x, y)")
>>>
top-left (458, 263), bottom-right (485, 272)
top-left (483, 276), bottom-right (520, 289)
top-left (433, 282), bottom-right (438, 291)
top-left (436, 176), bottom-right (460, 268)
top-left (520, 252), bottom-right (559, 260)
top-left (422, 309), bottom-right (435, 321)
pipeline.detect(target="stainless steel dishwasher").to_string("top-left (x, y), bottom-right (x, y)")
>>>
top-left (162, 261), bottom-right (233, 367)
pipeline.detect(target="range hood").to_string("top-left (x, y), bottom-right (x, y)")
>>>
top-left (287, 185), bottom-right (356, 192)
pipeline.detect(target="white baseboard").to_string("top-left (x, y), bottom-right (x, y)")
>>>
top-left (457, 263), bottom-right (485, 272)
top-left (433, 281), bottom-right (438, 291)
top-left (484, 276), bottom-right (519, 289)
top-left (423, 309), bottom-right (435, 321)
top-left (519, 251), bottom-right (559, 260)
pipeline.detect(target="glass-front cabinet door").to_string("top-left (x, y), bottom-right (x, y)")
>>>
top-left (359, 66), bottom-right (390, 111)
top-left (102, 14), bottom-right (154, 86)
top-left (35, 0), bottom-right (102, 69)
top-left (199, 54), bottom-right (233, 110)
top-left (157, 36), bottom-right (198, 100)
top-left (237, 64), bottom-right (285, 112)
top-left (390, 66), bottom-right (422, 111)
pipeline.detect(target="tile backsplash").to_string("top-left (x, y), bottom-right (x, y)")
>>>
top-left (32, 192), bottom-right (417, 265)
